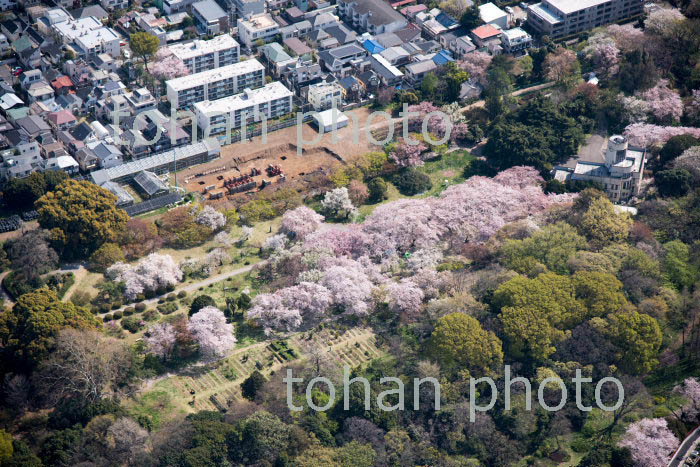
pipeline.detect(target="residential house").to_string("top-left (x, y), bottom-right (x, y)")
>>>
top-left (470, 23), bottom-right (503, 49)
top-left (307, 81), bottom-right (343, 110)
top-left (100, 0), bottom-right (128, 11)
top-left (125, 88), bottom-right (157, 115)
top-left (379, 45), bottom-right (410, 65)
top-left (262, 42), bottom-right (296, 77)
top-left (318, 43), bottom-right (367, 76)
top-left (47, 109), bottom-right (77, 132)
top-left (369, 53), bottom-right (403, 86)
top-left (279, 20), bottom-right (312, 39)
top-left (337, 0), bottom-right (408, 34)
top-left (501, 27), bottom-right (532, 54)
top-left (404, 59), bottom-right (436, 84)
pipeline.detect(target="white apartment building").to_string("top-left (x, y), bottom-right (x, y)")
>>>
top-left (307, 82), bottom-right (343, 110)
top-left (527, 0), bottom-right (644, 38)
top-left (195, 81), bottom-right (294, 137)
top-left (227, 0), bottom-right (264, 20)
top-left (553, 135), bottom-right (646, 202)
top-left (237, 13), bottom-right (281, 48)
top-left (501, 27), bottom-right (532, 54)
top-left (52, 16), bottom-right (121, 57)
top-left (166, 58), bottom-right (265, 109)
top-left (479, 2), bottom-right (509, 29)
top-left (169, 35), bottom-right (240, 73)
top-left (337, 0), bottom-right (407, 34)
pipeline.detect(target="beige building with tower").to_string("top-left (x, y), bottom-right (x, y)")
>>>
top-left (553, 135), bottom-right (646, 202)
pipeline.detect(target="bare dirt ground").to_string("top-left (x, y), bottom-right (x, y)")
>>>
top-left (178, 108), bottom-right (379, 206)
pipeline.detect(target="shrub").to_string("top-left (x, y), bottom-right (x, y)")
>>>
top-left (241, 371), bottom-right (266, 400)
top-left (392, 169), bottom-right (432, 196)
top-left (135, 303), bottom-right (147, 313)
top-left (121, 316), bottom-right (144, 333)
top-left (88, 243), bottom-right (125, 273)
top-left (367, 178), bottom-right (388, 203)
top-left (143, 309), bottom-right (159, 321)
top-left (190, 295), bottom-right (216, 316)
top-left (112, 310), bottom-right (123, 320)
top-left (177, 291), bottom-right (187, 299)
top-left (166, 293), bottom-right (177, 302)
top-left (123, 307), bottom-right (135, 316)
top-left (157, 302), bottom-right (178, 315)
top-left (103, 314), bottom-right (114, 322)
top-left (111, 301), bottom-right (123, 310)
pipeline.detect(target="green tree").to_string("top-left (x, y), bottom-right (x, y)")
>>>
top-left (500, 222), bottom-right (588, 274)
top-left (241, 370), bottom-right (266, 400)
top-left (2, 171), bottom-right (69, 210)
top-left (367, 178), bottom-right (388, 203)
top-left (618, 49), bottom-right (659, 94)
top-left (579, 196), bottom-right (632, 247)
top-left (421, 72), bottom-right (439, 99)
top-left (659, 134), bottom-right (700, 165)
top-left (0, 288), bottom-right (99, 370)
top-left (572, 271), bottom-right (629, 318)
top-left (663, 240), bottom-right (698, 289)
top-left (459, 7), bottom-right (482, 29)
top-left (430, 312), bottom-right (504, 374)
top-left (656, 168), bottom-right (693, 197)
top-left (231, 411), bottom-right (292, 464)
top-left (597, 308), bottom-right (662, 374)
top-left (392, 169), bottom-right (432, 196)
top-left (130, 32), bottom-right (160, 73)
top-left (36, 180), bottom-right (128, 259)
top-left (189, 295), bottom-right (217, 316)
top-left (88, 242), bottom-right (125, 272)
top-left (239, 200), bottom-right (277, 223)
top-left (0, 429), bottom-right (13, 464)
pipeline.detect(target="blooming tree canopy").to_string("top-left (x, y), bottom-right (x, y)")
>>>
top-left (619, 418), bottom-right (679, 467)
top-left (281, 206), bottom-right (324, 239)
top-left (390, 140), bottom-right (429, 168)
top-left (144, 323), bottom-right (177, 359)
top-left (321, 187), bottom-right (356, 219)
top-left (387, 280), bottom-right (425, 317)
top-left (248, 282), bottom-right (333, 332)
top-left (151, 48), bottom-right (190, 80)
top-left (459, 51), bottom-right (492, 86)
top-left (188, 307), bottom-right (236, 358)
top-left (195, 205), bottom-right (226, 231)
top-left (624, 124), bottom-right (700, 147)
top-left (640, 80), bottom-right (683, 123)
top-left (584, 34), bottom-right (621, 78)
top-left (106, 253), bottom-right (183, 300)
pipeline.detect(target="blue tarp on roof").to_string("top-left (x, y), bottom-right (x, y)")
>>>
top-left (432, 50), bottom-right (454, 66)
top-left (363, 39), bottom-right (385, 54)
top-left (436, 12), bottom-right (458, 28)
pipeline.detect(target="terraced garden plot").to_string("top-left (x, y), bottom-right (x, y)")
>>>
top-left (136, 327), bottom-right (383, 416)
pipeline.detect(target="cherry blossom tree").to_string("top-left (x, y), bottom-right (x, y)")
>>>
top-left (362, 198), bottom-right (441, 255)
top-left (673, 377), bottom-right (700, 422)
top-left (686, 89), bottom-right (700, 124)
top-left (387, 280), bottom-right (424, 317)
top-left (406, 102), bottom-right (449, 136)
top-left (390, 140), bottom-right (428, 168)
top-left (263, 234), bottom-right (288, 251)
top-left (644, 8), bottom-right (685, 37)
top-left (188, 306), bottom-right (236, 358)
top-left (203, 248), bottom-right (230, 273)
top-left (248, 282), bottom-right (333, 332)
top-left (606, 24), bottom-right (645, 53)
top-left (544, 48), bottom-right (579, 84)
top-left (144, 323), bottom-right (177, 360)
top-left (214, 231), bottom-right (234, 247)
top-left (672, 147), bottom-right (700, 182)
top-left (195, 205), bottom-right (226, 231)
top-left (151, 48), bottom-right (190, 80)
top-left (450, 122), bottom-right (470, 144)
top-left (106, 253), bottom-right (183, 300)
top-left (407, 248), bottom-right (443, 271)
top-left (348, 179), bottom-right (370, 205)
top-left (320, 260), bottom-right (376, 316)
top-left (459, 51), bottom-right (493, 86)
top-left (281, 206), bottom-right (324, 240)
top-left (624, 124), bottom-right (700, 147)
top-left (239, 226), bottom-right (254, 244)
top-left (321, 187), bottom-right (356, 219)
top-left (621, 95), bottom-right (650, 123)
top-left (584, 34), bottom-right (621, 78)
top-left (303, 225), bottom-right (372, 258)
top-left (619, 418), bottom-right (679, 467)
top-left (640, 80), bottom-right (683, 123)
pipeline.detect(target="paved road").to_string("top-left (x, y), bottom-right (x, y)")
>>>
top-left (669, 426), bottom-right (700, 467)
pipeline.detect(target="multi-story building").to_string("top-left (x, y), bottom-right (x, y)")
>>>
top-left (194, 81), bottom-right (294, 137)
top-left (527, 0), bottom-right (644, 38)
top-left (100, 0), bottom-right (128, 11)
top-left (479, 2), bottom-right (509, 29)
top-left (237, 13), bottom-right (280, 48)
top-left (337, 0), bottom-right (407, 34)
top-left (162, 0), bottom-right (197, 14)
top-left (166, 58), bottom-right (265, 109)
top-left (52, 16), bottom-right (121, 57)
top-left (501, 27), bottom-right (532, 54)
top-left (192, 0), bottom-right (230, 35)
top-left (227, 0), bottom-right (264, 20)
top-left (318, 43), bottom-right (367, 76)
top-left (169, 35), bottom-right (240, 73)
top-left (307, 81), bottom-right (343, 110)
top-left (553, 135), bottom-right (646, 202)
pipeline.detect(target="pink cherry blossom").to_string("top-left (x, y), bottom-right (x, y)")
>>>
top-left (106, 253), bottom-right (183, 301)
top-left (619, 418), bottom-right (679, 467)
top-left (458, 51), bottom-right (492, 86)
top-left (640, 80), bottom-right (683, 123)
top-left (624, 124), bottom-right (700, 147)
top-left (281, 206), bottom-right (324, 240)
top-left (188, 306), bottom-right (236, 358)
top-left (144, 323), bottom-right (177, 359)
top-left (387, 280), bottom-right (424, 317)
top-left (151, 48), bottom-right (190, 80)
top-left (389, 140), bottom-right (428, 168)
top-left (248, 282), bottom-right (333, 332)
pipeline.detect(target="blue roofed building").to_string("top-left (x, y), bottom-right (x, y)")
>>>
top-left (363, 39), bottom-right (385, 54)
top-left (432, 50), bottom-right (454, 66)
